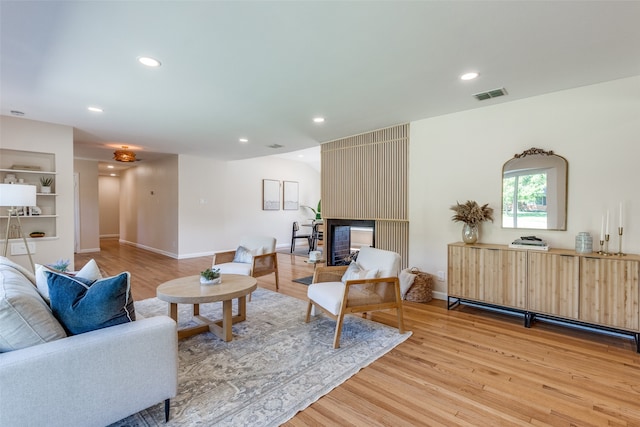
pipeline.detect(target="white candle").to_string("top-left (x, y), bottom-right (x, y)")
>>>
top-left (606, 210), bottom-right (609, 235)
top-left (600, 215), bottom-right (604, 241)
top-left (619, 202), bottom-right (623, 229)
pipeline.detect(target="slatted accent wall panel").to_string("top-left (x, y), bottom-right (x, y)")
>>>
top-left (321, 123), bottom-right (409, 220)
top-left (321, 123), bottom-right (410, 267)
top-left (375, 220), bottom-right (410, 269)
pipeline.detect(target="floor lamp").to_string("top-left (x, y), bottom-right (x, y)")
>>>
top-left (0, 183), bottom-right (37, 272)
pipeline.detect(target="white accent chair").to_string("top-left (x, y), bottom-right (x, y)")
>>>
top-left (212, 236), bottom-right (279, 290)
top-left (305, 246), bottom-right (405, 348)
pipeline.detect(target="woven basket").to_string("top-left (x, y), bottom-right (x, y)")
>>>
top-left (404, 268), bottom-right (433, 303)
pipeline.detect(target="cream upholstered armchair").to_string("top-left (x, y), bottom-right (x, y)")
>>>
top-left (212, 236), bottom-right (279, 290)
top-left (305, 246), bottom-right (405, 348)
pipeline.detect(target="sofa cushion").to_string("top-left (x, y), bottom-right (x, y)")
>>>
top-left (47, 271), bottom-right (135, 335)
top-left (35, 259), bottom-right (103, 303)
top-left (0, 259), bottom-right (67, 353)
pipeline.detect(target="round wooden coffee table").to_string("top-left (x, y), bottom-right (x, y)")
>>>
top-left (156, 274), bottom-right (257, 342)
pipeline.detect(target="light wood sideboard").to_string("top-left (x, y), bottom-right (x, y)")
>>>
top-left (447, 242), bottom-right (640, 352)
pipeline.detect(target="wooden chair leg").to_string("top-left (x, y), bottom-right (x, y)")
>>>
top-left (396, 304), bottom-right (405, 334)
top-left (333, 314), bottom-right (345, 349)
top-left (305, 301), bottom-right (313, 322)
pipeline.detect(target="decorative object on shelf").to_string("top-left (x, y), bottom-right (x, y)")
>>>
top-left (450, 200), bottom-right (494, 244)
top-left (113, 146), bottom-right (137, 162)
top-left (48, 258), bottom-right (70, 272)
top-left (3, 173), bottom-right (17, 184)
top-left (39, 176), bottom-right (53, 193)
top-left (0, 183), bottom-right (37, 271)
top-left (11, 164), bottom-right (41, 171)
top-left (575, 232), bottom-right (593, 254)
top-left (29, 231), bottom-right (45, 238)
top-left (200, 267), bottom-right (221, 285)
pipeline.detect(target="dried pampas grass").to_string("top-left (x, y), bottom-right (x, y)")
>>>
top-left (450, 200), bottom-right (494, 226)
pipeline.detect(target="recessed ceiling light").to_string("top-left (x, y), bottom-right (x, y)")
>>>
top-left (460, 72), bottom-right (479, 81)
top-left (138, 56), bottom-right (161, 67)
top-left (88, 106), bottom-right (103, 113)
top-left (239, 138), bottom-right (248, 143)
top-left (313, 117), bottom-right (325, 123)
top-left (110, 173), bottom-right (117, 177)
top-left (107, 165), bottom-right (114, 169)
top-left (297, 154), bottom-right (304, 158)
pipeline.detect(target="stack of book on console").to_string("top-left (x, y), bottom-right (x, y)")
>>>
top-left (509, 236), bottom-right (549, 251)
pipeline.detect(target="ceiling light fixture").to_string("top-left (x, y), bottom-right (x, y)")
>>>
top-left (110, 173), bottom-right (117, 177)
top-left (313, 117), bottom-right (325, 123)
top-left (239, 138), bottom-right (248, 143)
top-left (87, 106), bottom-right (103, 113)
top-left (113, 146), bottom-right (136, 162)
top-left (460, 72), bottom-right (479, 81)
top-left (138, 56), bottom-right (161, 67)
top-left (107, 165), bottom-right (114, 169)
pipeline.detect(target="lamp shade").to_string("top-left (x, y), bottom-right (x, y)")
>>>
top-left (0, 183), bottom-right (37, 206)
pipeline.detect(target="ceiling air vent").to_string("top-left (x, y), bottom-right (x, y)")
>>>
top-left (267, 144), bottom-right (284, 149)
top-left (473, 87), bottom-right (508, 101)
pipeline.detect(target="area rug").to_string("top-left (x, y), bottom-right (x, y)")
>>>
top-left (109, 288), bottom-right (410, 427)
top-left (292, 275), bottom-right (314, 285)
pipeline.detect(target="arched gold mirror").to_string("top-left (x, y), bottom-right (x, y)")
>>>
top-left (502, 148), bottom-right (568, 230)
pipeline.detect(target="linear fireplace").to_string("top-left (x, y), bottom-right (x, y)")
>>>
top-left (325, 219), bottom-right (375, 266)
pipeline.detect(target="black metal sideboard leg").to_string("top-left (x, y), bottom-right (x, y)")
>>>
top-left (447, 297), bottom-right (460, 310)
top-left (524, 312), bottom-right (535, 328)
top-left (164, 399), bottom-right (170, 422)
top-left (635, 333), bottom-right (640, 354)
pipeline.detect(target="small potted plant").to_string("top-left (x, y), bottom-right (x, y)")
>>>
top-left (40, 176), bottom-right (53, 194)
top-left (200, 267), bottom-right (221, 285)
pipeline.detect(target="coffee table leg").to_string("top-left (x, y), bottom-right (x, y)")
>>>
top-left (193, 303), bottom-right (199, 316)
top-left (237, 296), bottom-right (247, 322)
top-left (168, 303), bottom-right (178, 321)
top-left (222, 299), bottom-right (232, 341)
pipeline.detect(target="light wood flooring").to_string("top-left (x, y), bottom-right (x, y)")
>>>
top-left (77, 240), bottom-right (640, 426)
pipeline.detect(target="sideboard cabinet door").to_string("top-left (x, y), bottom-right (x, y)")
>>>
top-left (480, 248), bottom-right (527, 309)
top-left (579, 257), bottom-right (640, 331)
top-left (527, 252), bottom-right (579, 319)
top-left (448, 244), bottom-right (526, 309)
top-left (448, 244), bottom-right (481, 301)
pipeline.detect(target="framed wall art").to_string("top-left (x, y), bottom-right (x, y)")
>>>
top-left (283, 181), bottom-right (299, 210)
top-left (262, 179), bottom-right (280, 210)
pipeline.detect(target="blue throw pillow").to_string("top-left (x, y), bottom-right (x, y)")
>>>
top-left (46, 271), bottom-right (135, 335)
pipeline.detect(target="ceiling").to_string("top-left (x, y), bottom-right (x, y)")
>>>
top-left (1, 1), bottom-right (639, 173)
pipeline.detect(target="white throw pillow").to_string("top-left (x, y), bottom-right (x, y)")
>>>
top-left (399, 268), bottom-right (417, 299)
top-left (35, 259), bottom-right (103, 303)
top-left (341, 261), bottom-right (378, 283)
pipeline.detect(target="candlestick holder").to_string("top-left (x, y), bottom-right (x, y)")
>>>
top-left (598, 234), bottom-right (612, 256)
top-left (616, 227), bottom-right (626, 256)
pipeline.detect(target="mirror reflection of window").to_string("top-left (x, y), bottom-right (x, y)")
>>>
top-left (502, 169), bottom-right (548, 229)
top-left (501, 149), bottom-right (567, 230)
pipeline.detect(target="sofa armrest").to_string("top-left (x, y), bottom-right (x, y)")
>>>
top-left (0, 316), bottom-right (178, 427)
top-left (213, 250), bottom-right (236, 265)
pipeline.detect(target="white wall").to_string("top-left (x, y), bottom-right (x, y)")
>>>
top-left (98, 176), bottom-right (120, 237)
top-left (119, 155), bottom-right (179, 257)
top-left (0, 116), bottom-right (75, 269)
top-left (178, 154), bottom-right (321, 257)
top-left (73, 159), bottom-right (100, 252)
top-left (409, 75), bottom-right (640, 298)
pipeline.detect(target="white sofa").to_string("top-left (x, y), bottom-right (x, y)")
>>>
top-left (0, 258), bottom-right (178, 427)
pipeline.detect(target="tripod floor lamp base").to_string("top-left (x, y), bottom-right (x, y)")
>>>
top-left (0, 184), bottom-right (37, 272)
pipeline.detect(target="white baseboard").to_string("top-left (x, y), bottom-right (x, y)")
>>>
top-left (432, 290), bottom-right (447, 301)
top-left (75, 247), bottom-right (100, 254)
top-left (118, 239), bottom-right (179, 259)
top-left (99, 234), bottom-right (119, 239)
